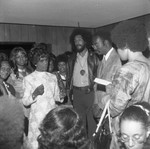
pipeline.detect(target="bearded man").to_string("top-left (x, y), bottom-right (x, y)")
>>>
top-left (67, 28), bottom-right (99, 138)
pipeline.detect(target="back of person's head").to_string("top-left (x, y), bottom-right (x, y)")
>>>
top-left (38, 105), bottom-right (92, 149)
top-left (0, 96), bottom-right (24, 149)
top-left (111, 20), bottom-right (148, 52)
top-left (146, 18), bottom-right (150, 38)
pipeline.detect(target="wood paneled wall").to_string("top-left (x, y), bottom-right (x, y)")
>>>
top-left (0, 14), bottom-right (149, 56)
top-left (0, 23), bottom-right (93, 56)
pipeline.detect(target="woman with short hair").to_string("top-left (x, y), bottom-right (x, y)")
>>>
top-left (22, 47), bottom-right (61, 149)
top-left (119, 102), bottom-right (150, 149)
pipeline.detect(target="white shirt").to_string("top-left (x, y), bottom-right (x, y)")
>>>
top-left (73, 51), bottom-right (89, 87)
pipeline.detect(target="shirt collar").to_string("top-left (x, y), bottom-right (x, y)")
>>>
top-left (77, 50), bottom-right (88, 59)
top-left (104, 47), bottom-right (114, 61)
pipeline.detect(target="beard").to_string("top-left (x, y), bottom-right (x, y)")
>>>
top-left (75, 44), bottom-right (86, 53)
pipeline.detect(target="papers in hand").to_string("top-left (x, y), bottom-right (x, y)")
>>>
top-left (94, 78), bottom-right (112, 86)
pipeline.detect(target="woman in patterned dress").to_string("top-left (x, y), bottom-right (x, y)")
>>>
top-left (22, 47), bottom-right (61, 149)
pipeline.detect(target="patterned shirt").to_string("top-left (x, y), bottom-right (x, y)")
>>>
top-left (102, 60), bottom-right (150, 117)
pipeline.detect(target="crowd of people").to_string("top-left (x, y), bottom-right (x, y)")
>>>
top-left (0, 19), bottom-right (150, 149)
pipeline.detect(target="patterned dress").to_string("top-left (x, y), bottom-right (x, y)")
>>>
top-left (22, 71), bottom-right (60, 149)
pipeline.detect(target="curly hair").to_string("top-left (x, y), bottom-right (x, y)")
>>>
top-left (34, 43), bottom-right (47, 51)
top-left (111, 20), bottom-right (148, 52)
top-left (38, 105), bottom-right (91, 149)
top-left (57, 54), bottom-right (68, 64)
top-left (0, 96), bottom-right (24, 149)
top-left (70, 28), bottom-right (92, 51)
top-left (29, 47), bottom-right (49, 66)
top-left (146, 18), bottom-right (150, 37)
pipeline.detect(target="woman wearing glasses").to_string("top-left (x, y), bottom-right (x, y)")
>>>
top-left (119, 102), bottom-right (150, 149)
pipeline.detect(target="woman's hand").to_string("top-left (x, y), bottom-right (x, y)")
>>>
top-left (32, 84), bottom-right (44, 100)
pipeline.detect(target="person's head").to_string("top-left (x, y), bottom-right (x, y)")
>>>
top-left (111, 20), bottom-right (148, 61)
top-left (0, 53), bottom-right (8, 62)
top-left (70, 28), bottom-right (92, 53)
top-left (0, 60), bottom-right (12, 80)
top-left (35, 43), bottom-right (47, 51)
top-left (48, 53), bottom-right (56, 73)
top-left (92, 31), bottom-right (112, 55)
top-left (29, 47), bottom-right (49, 72)
top-left (119, 102), bottom-right (150, 149)
top-left (38, 105), bottom-right (91, 149)
top-left (0, 96), bottom-right (24, 149)
top-left (64, 51), bottom-right (73, 59)
top-left (56, 54), bottom-right (68, 74)
top-left (10, 47), bottom-right (28, 68)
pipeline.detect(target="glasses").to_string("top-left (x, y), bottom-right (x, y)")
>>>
top-left (119, 134), bottom-right (145, 144)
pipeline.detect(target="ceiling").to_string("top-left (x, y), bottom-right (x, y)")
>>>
top-left (0, 0), bottom-right (150, 28)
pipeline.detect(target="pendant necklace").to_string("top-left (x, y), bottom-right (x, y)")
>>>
top-left (77, 57), bottom-right (86, 76)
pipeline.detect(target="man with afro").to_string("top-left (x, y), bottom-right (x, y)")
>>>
top-left (96, 20), bottom-right (150, 149)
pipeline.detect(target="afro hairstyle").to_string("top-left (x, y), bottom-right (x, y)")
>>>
top-left (70, 28), bottom-right (92, 51)
top-left (111, 20), bottom-right (148, 52)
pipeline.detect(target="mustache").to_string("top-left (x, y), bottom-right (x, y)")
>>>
top-left (76, 44), bottom-right (82, 47)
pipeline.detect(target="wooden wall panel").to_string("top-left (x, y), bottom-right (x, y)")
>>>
top-left (36, 26), bottom-right (47, 43)
top-left (4, 24), bottom-right (10, 41)
top-left (0, 23), bottom-right (93, 55)
top-left (44, 26), bottom-right (52, 44)
top-left (28, 25), bottom-right (37, 42)
top-left (20, 25), bottom-right (29, 41)
top-left (10, 24), bottom-right (21, 41)
top-left (0, 24), bottom-right (5, 41)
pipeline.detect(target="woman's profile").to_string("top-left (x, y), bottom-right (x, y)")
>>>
top-left (119, 102), bottom-right (150, 149)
